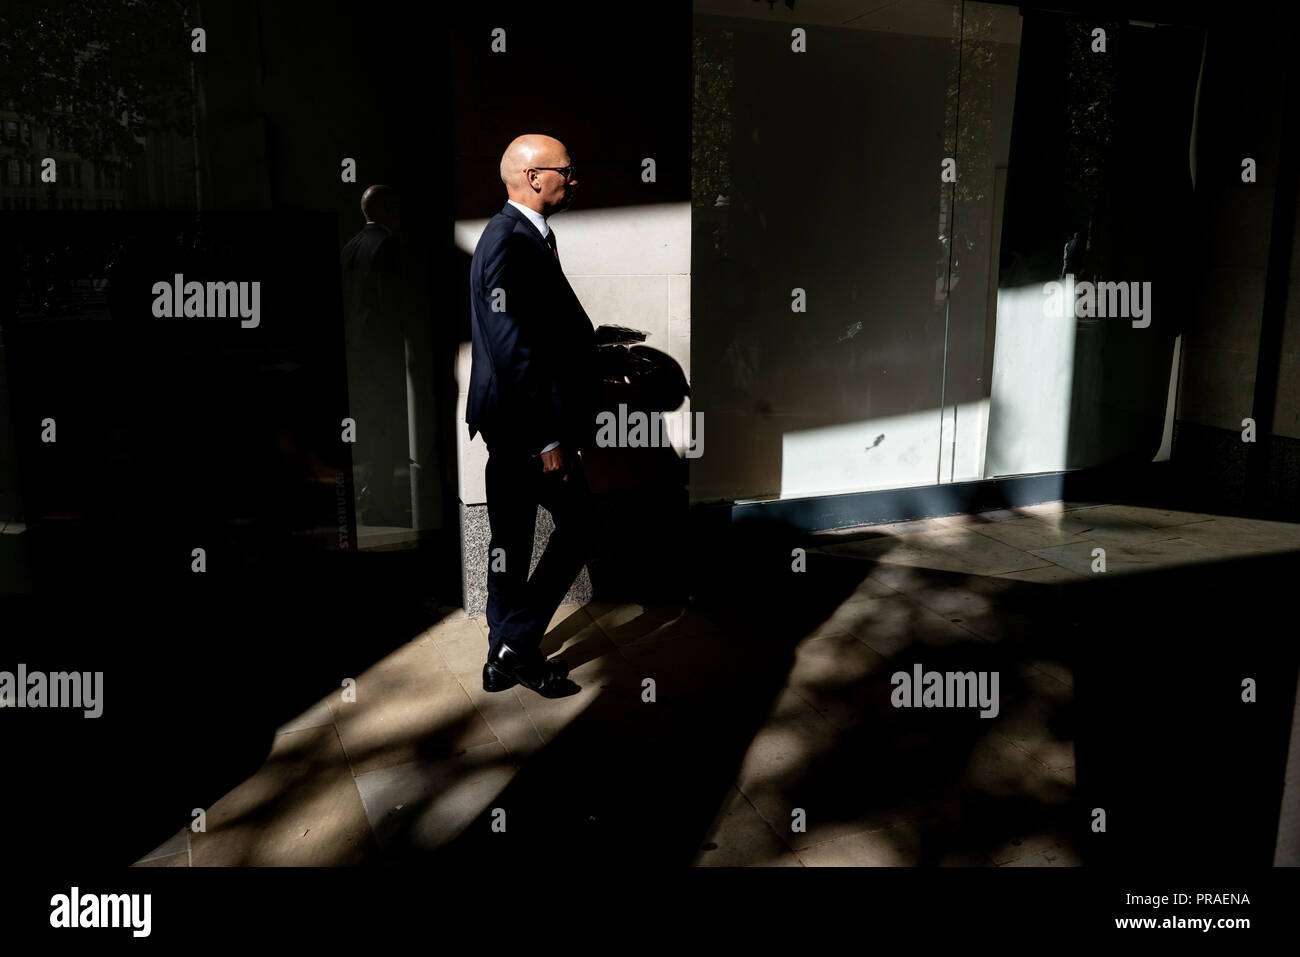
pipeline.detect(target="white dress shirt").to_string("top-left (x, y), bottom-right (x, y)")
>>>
top-left (506, 199), bottom-right (560, 455)
top-left (507, 198), bottom-right (549, 239)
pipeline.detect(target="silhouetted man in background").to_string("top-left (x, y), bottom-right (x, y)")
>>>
top-left (1061, 229), bottom-right (1085, 279)
top-left (467, 134), bottom-right (600, 699)
top-left (341, 184), bottom-right (409, 526)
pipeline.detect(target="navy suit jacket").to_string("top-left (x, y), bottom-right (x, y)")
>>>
top-left (467, 202), bottom-right (600, 455)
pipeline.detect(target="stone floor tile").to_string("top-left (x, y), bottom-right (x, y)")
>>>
top-left (133, 852), bottom-right (190, 867)
top-left (455, 671), bottom-right (547, 761)
top-left (136, 828), bottom-right (188, 864)
top-left (842, 596), bottom-right (980, 658)
top-left (808, 595), bottom-right (899, 639)
top-left (993, 675), bottom-right (1074, 771)
top-left (870, 526), bottom-right (1055, 576)
top-left (275, 699), bottom-right (334, 735)
top-left (1051, 765), bottom-right (1076, 788)
top-left (1014, 502), bottom-right (1069, 518)
top-left (848, 574), bottom-right (899, 599)
top-left (996, 564), bottom-right (1088, 583)
top-left (1027, 539), bottom-right (1129, 577)
top-left (586, 601), bottom-right (721, 649)
top-left (1089, 504), bottom-right (1216, 529)
top-left (539, 608), bottom-right (618, 661)
top-left (1024, 657), bottom-right (1074, 688)
top-left (1160, 515), bottom-right (1300, 556)
top-left (545, 603), bottom-right (590, 635)
top-left (1110, 536), bottom-right (1224, 569)
top-left (879, 575), bottom-right (1020, 620)
top-left (423, 614), bottom-right (483, 647)
top-left (427, 618), bottom-right (492, 673)
top-left (769, 686), bottom-right (820, 719)
top-left (511, 658), bottom-right (618, 744)
top-left (693, 785), bottom-right (803, 866)
top-left (817, 534), bottom-right (908, 561)
top-left (1030, 536), bottom-right (1222, 576)
top-left (190, 723), bottom-right (374, 866)
top-left (797, 822), bottom-right (919, 866)
top-left (330, 639), bottom-right (496, 776)
top-left (734, 697), bottom-right (895, 850)
top-left (999, 842), bottom-right (1081, 866)
top-left (929, 512), bottom-right (994, 528)
top-left (990, 832), bottom-right (1076, 865)
top-left (354, 741), bottom-right (516, 852)
top-left (969, 516), bottom-right (1091, 551)
top-left (785, 633), bottom-right (890, 731)
top-left (963, 730), bottom-right (1073, 804)
top-left (863, 562), bottom-right (937, 594)
top-left (1015, 500), bottom-right (1101, 517)
top-left (947, 607), bottom-right (1041, 645)
top-left (1039, 510), bottom-right (1185, 547)
top-left (865, 518), bottom-right (948, 536)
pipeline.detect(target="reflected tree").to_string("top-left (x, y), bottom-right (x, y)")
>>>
top-left (1062, 18), bottom-right (1121, 281)
top-left (0, 0), bottom-right (196, 178)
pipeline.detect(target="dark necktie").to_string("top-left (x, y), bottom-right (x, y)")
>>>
top-left (545, 229), bottom-right (559, 264)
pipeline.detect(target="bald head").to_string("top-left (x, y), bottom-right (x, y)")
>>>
top-left (361, 185), bottom-right (400, 232)
top-left (499, 133), bottom-right (577, 217)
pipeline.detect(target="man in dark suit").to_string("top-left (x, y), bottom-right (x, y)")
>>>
top-left (467, 134), bottom-right (600, 699)
top-left (1061, 229), bottom-right (1084, 280)
top-left (341, 185), bottom-right (409, 526)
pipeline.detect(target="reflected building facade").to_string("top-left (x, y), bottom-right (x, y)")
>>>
top-left (690, 0), bottom-right (1295, 524)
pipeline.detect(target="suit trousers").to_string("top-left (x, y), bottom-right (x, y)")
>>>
top-left (484, 445), bottom-right (595, 657)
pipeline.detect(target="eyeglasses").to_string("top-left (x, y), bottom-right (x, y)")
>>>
top-left (529, 165), bottom-right (575, 181)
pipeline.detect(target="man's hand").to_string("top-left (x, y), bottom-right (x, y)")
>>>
top-left (540, 446), bottom-right (568, 481)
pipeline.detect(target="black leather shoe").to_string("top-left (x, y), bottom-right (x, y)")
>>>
top-left (486, 641), bottom-right (579, 698)
top-left (482, 660), bottom-right (517, 692)
top-left (482, 645), bottom-right (570, 693)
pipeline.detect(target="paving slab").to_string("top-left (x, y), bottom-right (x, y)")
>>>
top-left (693, 785), bottom-right (803, 866)
top-left (354, 741), bottom-right (516, 853)
top-left (190, 723), bottom-right (374, 866)
top-left (330, 637), bottom-right (496, 776)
